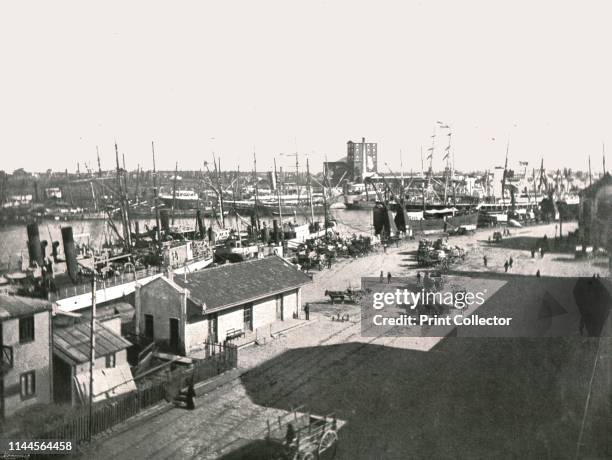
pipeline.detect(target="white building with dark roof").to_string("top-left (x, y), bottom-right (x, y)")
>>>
top-left (0, 295), bottom-right (54, 419)
top-left (135, 256), bottom-right (312, 355)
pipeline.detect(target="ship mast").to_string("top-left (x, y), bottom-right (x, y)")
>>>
top-left (443, 132), bottom-right (452, 205)
top-left (420, 146), bottom-right (426, 212)
top-left (307, 158), bottom-right (314, 224)
top-left (253, 149), bottom-right (260, 231)
top-left (323, 155), bottom-right (330, 242)
top-left (151, 141), bottom-right (162, 245)
top-left (501, 138), bottom-right (509, 208)
top-left (171, 162), bottom-right (178, 225)
top-left (115, 142), bottom-right (132, 252)
top-left (274, 158), bottom-right (283, 239)
top-left (215, 155), bottom-right (225, 228)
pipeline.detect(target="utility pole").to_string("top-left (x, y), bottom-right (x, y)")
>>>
top-left (88, 271), bottom-right (96, 441)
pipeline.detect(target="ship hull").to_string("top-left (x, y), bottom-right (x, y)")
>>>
top-left (159, 197), bottom-right (203, 210)
top-left (232, 201), bottom-right (328, 217)
top-left (407, 211), bottom-right (480, 235)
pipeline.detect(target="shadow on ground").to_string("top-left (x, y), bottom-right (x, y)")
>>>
top-left (486, 235), bottom-right (575, 254)
top-left (228, 336), bottom-right (610, 459)
top-left (225, 275), bottom-right (612, 459)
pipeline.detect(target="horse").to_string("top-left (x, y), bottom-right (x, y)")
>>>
top-left (325, 290), bottom-right (345, 304)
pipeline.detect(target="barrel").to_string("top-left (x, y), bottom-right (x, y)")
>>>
top-left (40, 240), bottom-right (48, 260)
top-left (61, 227), bottom-right (79, 283)
top-left (51, 241), bottom-right (60, 263)
top-left (262, 225), bottom-right (270, 244)
top-left (26, 223), bottom-right (43, 267)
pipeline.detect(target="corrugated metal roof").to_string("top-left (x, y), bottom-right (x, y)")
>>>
top-left (0, 295), bottom-right (52, 321)
top-left (53, 321), bottom-right (132, 365)
top-left (173, 255), bottom-right (312, 313)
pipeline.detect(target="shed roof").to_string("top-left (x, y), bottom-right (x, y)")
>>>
top-left (0, 295), bottom-right (52, 321)
top-left (53, 321), bottom-right (132, 365)
top-left (173, 255), bottom-right (311, 313)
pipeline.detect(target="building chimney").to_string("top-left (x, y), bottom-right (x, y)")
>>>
top-left (179, 288), bottom-right (189, 355)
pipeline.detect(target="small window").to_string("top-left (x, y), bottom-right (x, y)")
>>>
top-left (105, 353), bottom-right (116, 368)
top-left (19, 316), bottom-right (35, 343)
top-left (20, 371), bottom-right (36, 399)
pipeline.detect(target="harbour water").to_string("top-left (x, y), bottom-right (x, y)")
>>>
top-left (0, 209), bottom-right (373, 270)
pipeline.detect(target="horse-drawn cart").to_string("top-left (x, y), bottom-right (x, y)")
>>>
top-left (325, 287), bottom-right (368, 304)
top-left (265, 408), bottom-right (339, 460)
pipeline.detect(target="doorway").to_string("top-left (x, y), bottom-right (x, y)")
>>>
top-left (169, 318), bottom-right (179, 352)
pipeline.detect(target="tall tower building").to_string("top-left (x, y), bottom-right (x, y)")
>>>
top-left (347, 138), bottom-right (378, 182)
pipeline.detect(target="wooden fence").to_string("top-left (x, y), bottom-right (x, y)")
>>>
top-left (42, 341), bottom-right (237, 444)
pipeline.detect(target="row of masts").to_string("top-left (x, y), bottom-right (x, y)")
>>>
top-left (101, 143), bottom-right (327, 247)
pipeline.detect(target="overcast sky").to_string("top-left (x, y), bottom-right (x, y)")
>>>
top-left (1, 0), bottom-right (611, 175)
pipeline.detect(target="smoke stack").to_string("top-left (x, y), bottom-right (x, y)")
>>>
top-left (196, 210), bottom-right (205, 239)
top-left (26, 222), bottom-right (43, 267)
top-left (61, 226), bottom-right (79, 283)
top-left (159, 209), bottom-right (170, 233)
top-left (272, 219), bottom-right (280, 243)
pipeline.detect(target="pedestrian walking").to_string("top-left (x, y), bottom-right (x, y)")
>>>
top-left (327, 258), bottom-right (332, 269)
top-left (483, 255), bottom-right (488, 267)
top-left (383, 243), bottom-right (387, 254)
top-left (536, 269), bottom-right (541, 278)
top-left (504, 260), bottom-right (509, 273)
top-left (531, 248), bottom-right (535, 258)
top-left (509, 257), bottom-right (513, 269)
top-left (304, 302), bottom-right (310, 320)
top-left (540, 247), bottom-right (545, 258)
top-left (185, 381), bottom-right (196, 410)
top-left (387, 272), bottom-right (392, 284)
top-left (416, 271), bottom-right (422, 285)
top-left (488, 235), bottom-right (491, 243)
top-left (379, 271), bottom-right (384, 283)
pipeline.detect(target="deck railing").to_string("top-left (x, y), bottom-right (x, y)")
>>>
top-left (49, 267), bottom-right (163, 301)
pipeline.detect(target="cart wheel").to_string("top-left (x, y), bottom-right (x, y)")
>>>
top-left (318, 430), bottom-right (338, 458)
